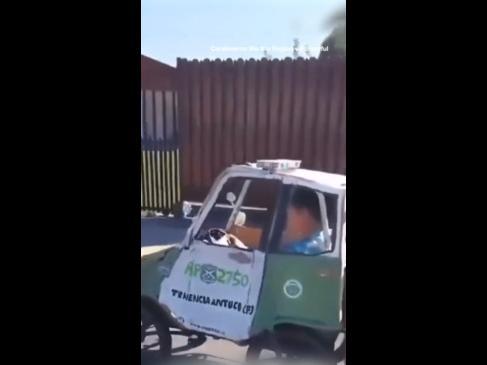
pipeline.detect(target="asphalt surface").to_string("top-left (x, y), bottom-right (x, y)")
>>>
top-left (141, 330), bottom-right (247, 365)
top-left (141, 216), bottom-right (191, 247)
top-left (141, 330), bottom-right (345, 365)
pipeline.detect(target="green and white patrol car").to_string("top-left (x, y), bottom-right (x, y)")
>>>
top-left (141, 160), bottom-right (346, 362)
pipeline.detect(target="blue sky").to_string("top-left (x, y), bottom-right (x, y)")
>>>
top-left (142, 0), bottom-right (345, 66)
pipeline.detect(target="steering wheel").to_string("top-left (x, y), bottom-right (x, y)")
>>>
top-left (207, 228), bottom-right (228, 245)
top-left (200, 228), bottom-right (249, 250)
top-left (196, 228), bottom-right (228, 246)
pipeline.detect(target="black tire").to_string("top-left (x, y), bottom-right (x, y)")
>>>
top-left (141, 301), bottom-right (172, 360)
top-left (246, 329), bottom-right (338, 364)
top-left (335, 334), bottom-right (345, 363)
top-left (246, 343), bottom-right (283, 361)
top-left (342, 269), bottom-right (346, 330)
top-left (281, 332), bottom-right (336, 364)
top-left (246, 343), bottom-right (264, 361)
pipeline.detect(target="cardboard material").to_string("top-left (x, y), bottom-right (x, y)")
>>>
top-left (229, 225), bottom-right (263, 250)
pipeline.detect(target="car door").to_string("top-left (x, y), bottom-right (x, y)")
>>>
top-left (159, 176), bottom-right (280, 341)
top-left (250, 185), bottom-right (344, 335)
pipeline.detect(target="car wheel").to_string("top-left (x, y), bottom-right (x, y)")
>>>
top-left (141, 301), bottom-right (172, 361)
top-left (246, 343), bottom-right (283, 361)
top-left (246, 343), bottom-right (263, 361)
top-left (288, 335), bottom-right (336, 363)
top-left (247, 330), bottom-right (338, 364)
top-left (335, 334), bottom-right (345, 363)
top-left (278, 329), bottom-right (338, 364)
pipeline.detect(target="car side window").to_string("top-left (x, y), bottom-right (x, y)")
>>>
top-left (275, 186), bottom-right (337, 255)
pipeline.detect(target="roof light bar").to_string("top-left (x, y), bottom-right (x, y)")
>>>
top-left (256, 159), bottom-right (302, 172)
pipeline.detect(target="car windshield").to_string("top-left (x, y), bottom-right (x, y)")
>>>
top-left (195, 177), bottom-right (280, 250)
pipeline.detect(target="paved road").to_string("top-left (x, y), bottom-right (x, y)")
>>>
top-left (142, 332), bottom-right (247, 365)
top-left (142, 331), bottom-right (345, 365)
top-left (141, 217), bottom-right (191, 246)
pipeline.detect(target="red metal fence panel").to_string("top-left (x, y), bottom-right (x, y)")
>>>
top-left (177, 56), bottom-right (346, 202)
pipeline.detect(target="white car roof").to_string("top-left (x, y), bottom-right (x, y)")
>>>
top-left (277, 168), bottom-right (346, 190)
top-left (226, 164), bottom-right (346, 192)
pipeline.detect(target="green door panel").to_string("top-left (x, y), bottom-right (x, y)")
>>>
top-left (251, 253), bottom-right (342, 335)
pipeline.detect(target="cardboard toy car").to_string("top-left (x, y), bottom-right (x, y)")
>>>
top-left (141, 160), bottom-right (346, 362)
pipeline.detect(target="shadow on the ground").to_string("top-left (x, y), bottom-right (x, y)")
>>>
top-left (142, 331), bottom-right (239, 365)
top-left (142, 342), bottom-right (345, 365)
top-left (141, 349), bottom-right (241, 365)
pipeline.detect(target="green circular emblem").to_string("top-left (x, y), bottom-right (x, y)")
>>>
top-left (283, 279), bottom-right (303, 299)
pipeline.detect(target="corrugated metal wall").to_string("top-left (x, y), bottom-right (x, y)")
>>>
top-left (177, 56), bottom-right (346, 202)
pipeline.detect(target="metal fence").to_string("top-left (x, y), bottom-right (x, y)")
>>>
top-left (177, 56), bottom-right (346, 202)
top-left (141, 90), bottom-right (181, 213)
